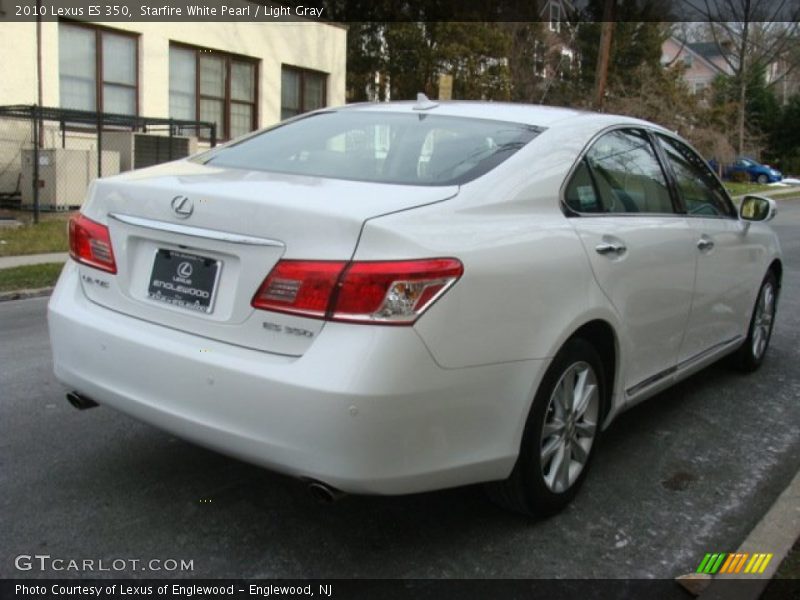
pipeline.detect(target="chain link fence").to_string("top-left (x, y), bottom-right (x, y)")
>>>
top-left (0, 105), bottom-right (216, 222)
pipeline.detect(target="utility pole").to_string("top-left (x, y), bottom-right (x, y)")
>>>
top-left (34, 0), bottom-right (43, 224)
top-left (593, 0), bottom-right (615, 110)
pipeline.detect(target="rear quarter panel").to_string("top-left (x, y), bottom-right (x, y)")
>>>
top-left (354, 134), bottom-right (620, 370)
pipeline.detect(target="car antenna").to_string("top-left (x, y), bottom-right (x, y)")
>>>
top-left (413, 93), bottom-right (439, 111)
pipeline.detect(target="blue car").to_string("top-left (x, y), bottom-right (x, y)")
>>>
top-left (726, 157), bottom-right (783, 184)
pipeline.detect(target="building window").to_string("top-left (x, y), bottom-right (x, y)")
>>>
top-left (59, 22), bottom-right (138, 115)
top-left (549, 3), bottom-right (561, 33)
top-left (169, 44), bottom-right (258, 141)
top-left (169, 46), bottom-right (196, 122)
top-left (281, 66), bottom-right (328, 120)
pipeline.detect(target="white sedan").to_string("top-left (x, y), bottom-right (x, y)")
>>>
top-left (48, 99), bottom-right (781, 516)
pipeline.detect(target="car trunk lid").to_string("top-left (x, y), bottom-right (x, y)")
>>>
top-left (77, 159), bottom-right (458, 356)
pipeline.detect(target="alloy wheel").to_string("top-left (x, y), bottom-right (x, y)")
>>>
top-left (752, 282), bottom-right (775, 360)
top-left (540, 361), bottom-right (600, 493)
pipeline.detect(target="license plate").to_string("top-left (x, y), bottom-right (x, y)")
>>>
top-left (148, 249), bottom-right (220, 313)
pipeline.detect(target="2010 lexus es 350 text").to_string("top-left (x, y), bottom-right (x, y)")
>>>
top-left (48, 99), bottom-right (781, 516)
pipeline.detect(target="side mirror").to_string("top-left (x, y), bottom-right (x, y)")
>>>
top-left (739, 195), bottom-right (777, 222)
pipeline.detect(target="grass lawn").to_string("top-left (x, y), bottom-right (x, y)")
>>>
top-left (0, 218), bottom-right (70, 257)
top-left (723, 182), bottom-right (776, 197)
top-left (0, 263), bottom-right (63, 292)
top-left (774, 540), bottom-right (800, 579)
top-left (769, 189), bottom-right (800, 200)
top-left (762, 541), bottom-right (799, 599)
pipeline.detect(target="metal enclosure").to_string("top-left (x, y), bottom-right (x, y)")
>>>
top-left (20, 148), bottom-right (120, 210)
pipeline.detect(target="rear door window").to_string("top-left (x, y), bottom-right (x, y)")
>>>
top-left (565, 129), bottom-right (676, 214)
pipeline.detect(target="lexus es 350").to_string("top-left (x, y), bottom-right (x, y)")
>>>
top-left (48, 100), bottom-right (781, 515)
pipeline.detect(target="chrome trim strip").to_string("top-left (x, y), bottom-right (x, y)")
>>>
top-left (108, 213), bottom-right (284, 247)
top-left (675, 335), bottom-right (743, 371)
top-left (625, 334), bottom-right (744, 397)
top-left (625, 366), bottom-right (677, 397)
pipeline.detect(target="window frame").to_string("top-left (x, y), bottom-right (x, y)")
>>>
top-left (549, 3), bottom-right (561, 32)
top-left (561, 126), bottom-right (683, 218)
top-left (280, 65), bottom-right (329, 120)
top-left (59, 20), bottom-right (140, 116)
top-left (169, 42), bottom-right (259, 141)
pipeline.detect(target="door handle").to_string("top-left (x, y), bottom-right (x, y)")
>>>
top-left (595, 242), bottom-right (627, 255)
top-left (697, 238), bottom-right (714, 251)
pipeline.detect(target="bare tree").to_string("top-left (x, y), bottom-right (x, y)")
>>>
top-left (683, 0), bottom-right (800, 153)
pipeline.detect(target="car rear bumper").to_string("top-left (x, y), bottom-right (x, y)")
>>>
top-left (48, 261), bottom-right (546, 494)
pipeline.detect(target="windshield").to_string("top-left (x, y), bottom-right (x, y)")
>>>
top-left (201, 111), bottom-right (542, 186)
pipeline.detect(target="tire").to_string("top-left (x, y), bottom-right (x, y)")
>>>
top-left (486, 338), bottom-right (605, 517)
top-left (757, 174), bottom-right (769, 184)
top-left (731, 271), bottom-right (778, 372)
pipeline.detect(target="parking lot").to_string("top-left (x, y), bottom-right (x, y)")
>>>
top-left (1, 201), bottom-right (799, 583)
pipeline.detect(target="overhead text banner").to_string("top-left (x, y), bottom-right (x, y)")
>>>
top-left (2, 0), bottom-right (797, 23)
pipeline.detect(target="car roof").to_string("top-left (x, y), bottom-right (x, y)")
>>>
top-left (335, 100), bottom-right (663, 132)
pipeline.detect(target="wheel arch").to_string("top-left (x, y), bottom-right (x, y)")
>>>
top-left (489, 318), bottom-right (620, 516)
top-left (769, 258), bottom-right (783, 291)
top-left (566, 319), bottom-right (618, 423)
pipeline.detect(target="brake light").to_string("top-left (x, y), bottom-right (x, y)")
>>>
top-left (251, 260), bottom-right (346, 318)
top-left (333, 259), bottom-right (464, 323)
top-left (68, 214), bottom-right (117, 274)
top-left (252, 258), bottom-right (463, 325)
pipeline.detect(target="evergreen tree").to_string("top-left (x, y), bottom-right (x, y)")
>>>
top-left (769, 95), bottom-right (800, 174)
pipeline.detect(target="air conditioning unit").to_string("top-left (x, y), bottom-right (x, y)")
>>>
top-left (102, 132), bottom-right (198, 172)
top-left (20, 148), bottom-right (120, 211)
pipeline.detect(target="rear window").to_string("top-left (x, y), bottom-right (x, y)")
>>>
top-left (201, 111), bottom-right (542, 186)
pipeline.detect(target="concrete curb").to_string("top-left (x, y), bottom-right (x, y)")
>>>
top-left (695, 468), bottom-right (800, 600)
top-left (0, 287), bottom-right (53, 302)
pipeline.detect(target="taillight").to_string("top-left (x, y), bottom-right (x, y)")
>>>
top-left (332, 259), bottom-right (464, 323)
top-left (251, 260), bottom-right (346, 319)
top-left (68, 214), bottom-right (117, 274)
top-left (252, 258), bottom-right (463, 325)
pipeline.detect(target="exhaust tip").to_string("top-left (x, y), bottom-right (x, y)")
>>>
top-left (66, 392), bottom-right (99, 411)
top-left (307, 481), bottom-right (345, 504)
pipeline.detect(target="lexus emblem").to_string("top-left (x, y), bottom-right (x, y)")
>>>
top-left (171, 195), bottom-right (194, 218)
top-left (177, 262), bottom-right (193, 278)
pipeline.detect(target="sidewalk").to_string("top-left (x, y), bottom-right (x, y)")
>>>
top-left (686, 467), bottom-right (800, 599)
top-left (0, 251), bottom-right (68, 269)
